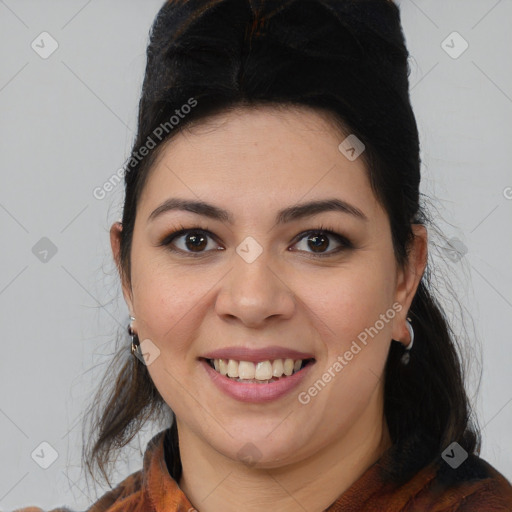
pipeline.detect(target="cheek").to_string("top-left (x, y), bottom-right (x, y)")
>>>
top-left (130, 260), bottom-right (215, 411)
top-left (308, 260), bottom-right (397, 349)
top-left (129, 249), bottom-right (214, 359)
top-left (301, 263), bottom-right (396, 420)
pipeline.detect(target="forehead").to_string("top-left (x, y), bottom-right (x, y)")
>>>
top-left (138, 105), bottom-right (378, 222)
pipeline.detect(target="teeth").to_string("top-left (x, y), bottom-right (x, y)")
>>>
top-left (227, 359), bottom-right (239, 378)
top-left (283, 358), bottom-right (294, 376)
top-left (272, 359), bottom-right (284, 377)
top-left (210, 358), bottom-right (309, 380)
top-left (255, 361), bottom-right (273, 380)
top-left (239, 361), bottom-right (255, 379)
top-left (219, 359), bottom-right (228, 376)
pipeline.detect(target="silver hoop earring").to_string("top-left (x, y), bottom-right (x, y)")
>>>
top-left (128, 316), bottom-right (141, 358)
top-left (401, 318), bottom-right (414, 365)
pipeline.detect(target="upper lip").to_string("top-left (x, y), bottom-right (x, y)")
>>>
top-left (201, 346), bottom-right (315, 363)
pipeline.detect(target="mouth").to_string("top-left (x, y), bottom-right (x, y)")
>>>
top-left (200, 357), bottom-right (316, 384)
top-left (199, 356), bottom-right (316, 402)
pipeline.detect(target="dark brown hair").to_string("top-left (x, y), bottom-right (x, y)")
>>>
top-left (82, 0), bottom-right (480, 489)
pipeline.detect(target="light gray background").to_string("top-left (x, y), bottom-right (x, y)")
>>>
top-left (1, 0), bottom-right (511, 510)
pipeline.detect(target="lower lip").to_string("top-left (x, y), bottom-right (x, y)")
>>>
top-left (200, 358), bottom-right (315, 403)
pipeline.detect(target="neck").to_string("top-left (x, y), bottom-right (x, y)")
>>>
top-left (177, 388), bottom-right (391, 512)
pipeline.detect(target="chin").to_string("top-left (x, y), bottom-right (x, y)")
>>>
top-left (209, 424), bottom-right (311, 468)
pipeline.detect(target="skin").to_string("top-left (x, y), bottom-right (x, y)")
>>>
top-left (110, 105), bottom-right (427, 512)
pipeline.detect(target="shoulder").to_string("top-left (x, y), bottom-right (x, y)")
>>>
top-left (415, 454), bottom-right (512, 511)
top-left (338, 445), bottom-right (512, 511)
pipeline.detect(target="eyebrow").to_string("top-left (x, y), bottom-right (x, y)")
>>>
top-left (147, 197), bottom-right (368, 225)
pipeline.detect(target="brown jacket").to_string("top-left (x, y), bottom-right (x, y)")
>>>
top-left (15, 428), bottom-right (512, 511)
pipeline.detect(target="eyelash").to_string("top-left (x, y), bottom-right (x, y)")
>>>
top-left (159, 223), bottom-right (354, 258)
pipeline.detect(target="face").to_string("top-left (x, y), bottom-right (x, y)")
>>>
top-left (111, 105), bottom-right (425, 468)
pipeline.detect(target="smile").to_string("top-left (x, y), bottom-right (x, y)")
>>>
top-left (206, 357), bottom-right (314, 383)
top-left (199, 357), bottom-right (316, 402)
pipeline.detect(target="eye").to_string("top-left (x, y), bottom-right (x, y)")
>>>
top-left (160, 226), bottom-right (222, 257)
top-left (291, 226), bottom-right (353, 257)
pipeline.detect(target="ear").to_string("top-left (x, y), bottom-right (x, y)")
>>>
top-left (391, 224), bottom-right (428, 345)
top-left (110, 221), bottom-right (134, 316)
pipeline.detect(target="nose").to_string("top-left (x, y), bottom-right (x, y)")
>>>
top-left (214, 251), bottom-right (296, 328)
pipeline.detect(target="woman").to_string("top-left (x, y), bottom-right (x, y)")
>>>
top-left (18, 0), bottom-right (512, 510)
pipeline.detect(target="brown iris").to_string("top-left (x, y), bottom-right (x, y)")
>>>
top-left (185, 232), bottom-right (208, 252)
top-left (307, 233), bottom-right (330, 253)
